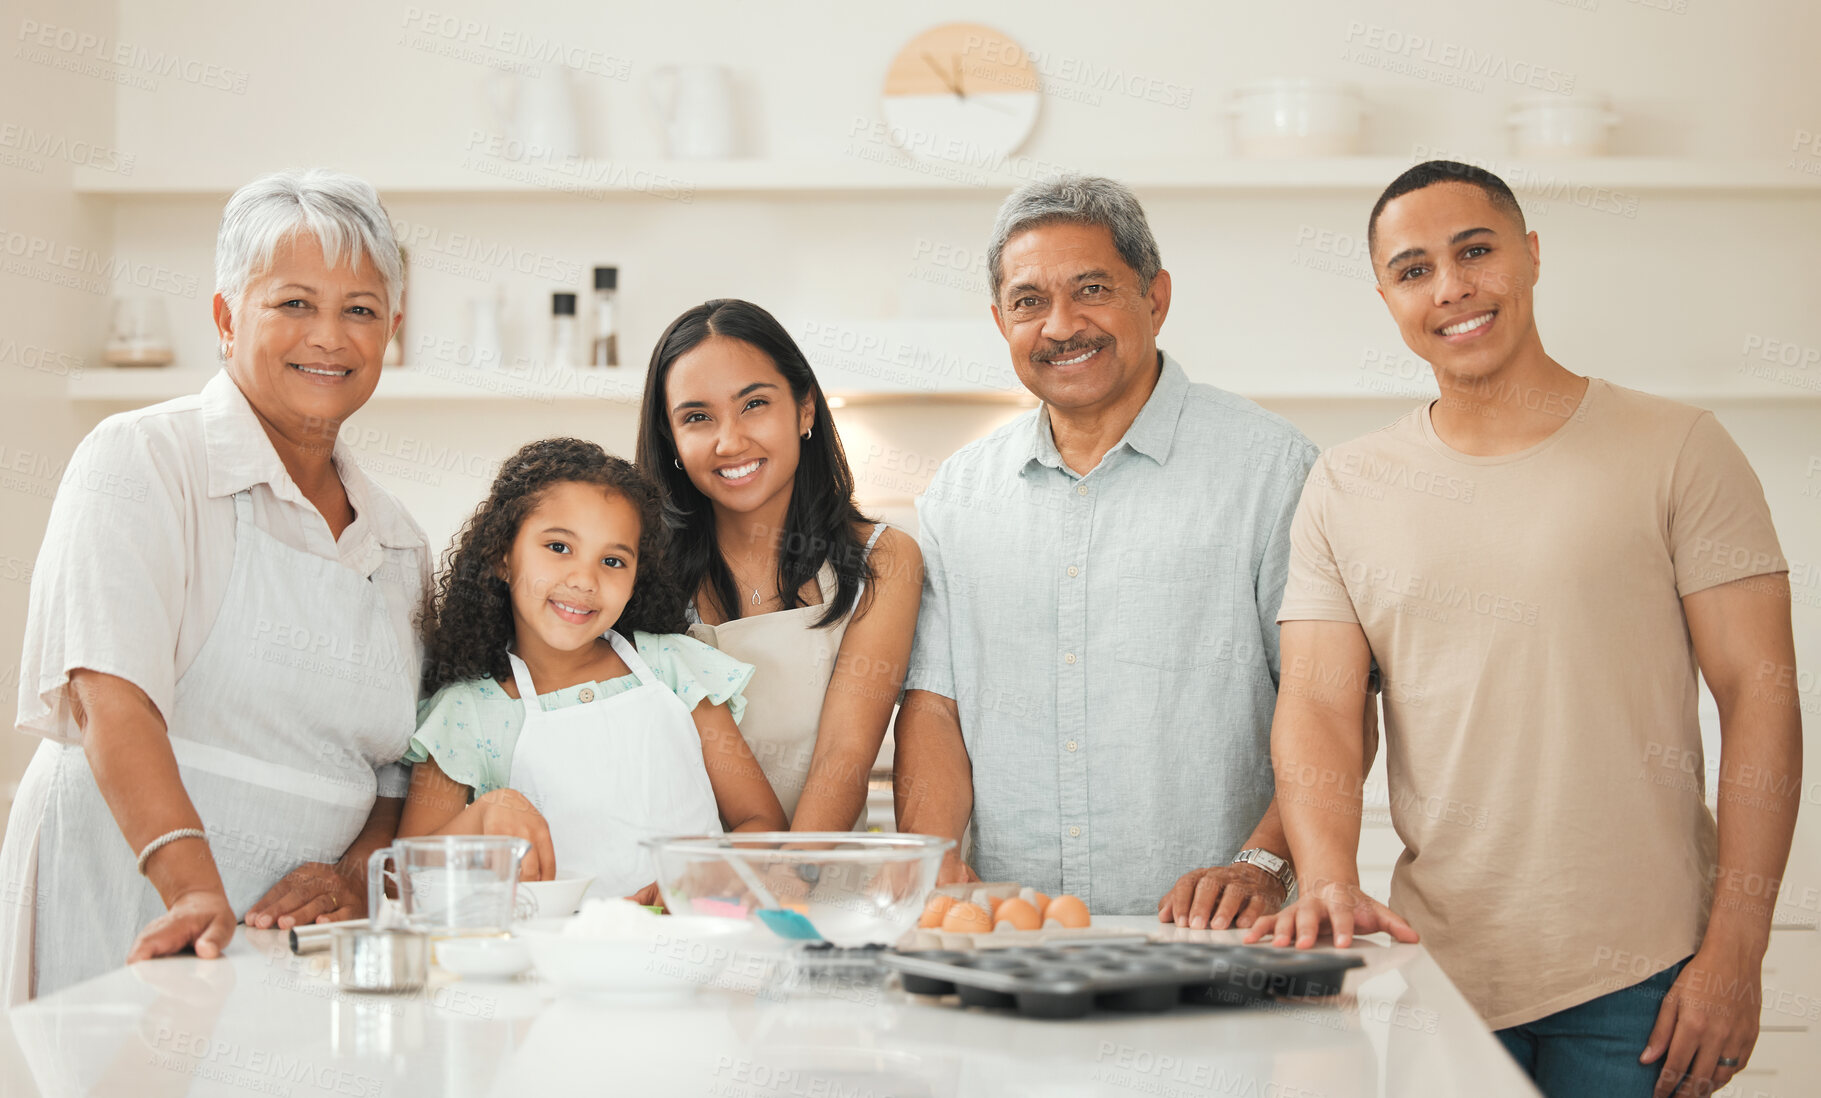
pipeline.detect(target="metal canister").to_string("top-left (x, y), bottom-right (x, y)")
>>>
top-left (329, 926), bottom-right (429, 993)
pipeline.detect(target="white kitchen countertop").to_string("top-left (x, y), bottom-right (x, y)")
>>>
top-left (2, 915), bottom-right (1539, 1097)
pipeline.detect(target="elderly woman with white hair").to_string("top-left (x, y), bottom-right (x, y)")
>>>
top-left (0, 169), bottom-right (426, 1002)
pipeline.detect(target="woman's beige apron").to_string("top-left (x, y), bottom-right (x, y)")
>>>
top-left (686, 525), bottom-right (884, 829)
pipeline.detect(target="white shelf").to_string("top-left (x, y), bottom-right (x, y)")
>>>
top-left (66, 365), bottom-right (645, 405)
top-left (65, 366), bottom-right (1821, 407)
top-left (72, 158), bottom-right (1821, 198)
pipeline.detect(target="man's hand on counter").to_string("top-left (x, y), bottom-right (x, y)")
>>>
top-left (1157, 863), bottom-right (1286, 930)
top-left (1242, 877), bottom-right (1419, 949)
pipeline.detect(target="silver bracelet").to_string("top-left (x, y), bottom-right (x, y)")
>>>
top-left (136, 828), bottom-right (208, 876)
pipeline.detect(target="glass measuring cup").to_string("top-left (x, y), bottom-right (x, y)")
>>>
top-left (367, 836), bottom-right (530, 937)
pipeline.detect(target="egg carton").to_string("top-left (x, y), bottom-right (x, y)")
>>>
top-left (897, 926), bottom-right (1150, 951)
top-left (882, 940), bottom-right (1365, 1020)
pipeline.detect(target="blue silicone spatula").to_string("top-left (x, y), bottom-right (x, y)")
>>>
top-left (721, 854), bottom-right (823, 941)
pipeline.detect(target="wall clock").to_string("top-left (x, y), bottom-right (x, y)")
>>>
top-left (881, 23), bottom-right (1041, 164)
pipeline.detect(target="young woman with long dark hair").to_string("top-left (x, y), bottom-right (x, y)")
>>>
top-left (635, 300), bottom-right (922, 831)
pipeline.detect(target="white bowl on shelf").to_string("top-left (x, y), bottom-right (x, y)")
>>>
top-left (1509, 95), bottom-right (1619, 158)
top-left (1227, 80), bottom-right (1365, 158)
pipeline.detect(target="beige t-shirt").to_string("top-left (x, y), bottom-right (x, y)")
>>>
top-left (1278, 378), bottom-right (1787, 1030)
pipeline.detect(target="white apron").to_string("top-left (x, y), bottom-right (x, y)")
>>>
top-left (504, 630), bottom-right (723, 899)
top-left (685, 524), bottom-right (884, 828)
top-left (0, 490), bottom-right (417, 1003)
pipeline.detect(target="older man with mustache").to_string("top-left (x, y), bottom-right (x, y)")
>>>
top-left (893, 175), bottom-right (1328, 921)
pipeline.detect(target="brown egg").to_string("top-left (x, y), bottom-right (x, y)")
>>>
top-left (919, 893), bottom-right (957, 928)
top-left (1018, 887), bottom-right (1050, 912)
top-left (993, 897), bottom-right (1042, 931)
top-left (940, 901), bottom-right (993, 934)
top-left (1044, 894), bottom-right (1091, 928)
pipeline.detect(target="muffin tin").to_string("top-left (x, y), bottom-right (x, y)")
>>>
top-left (882, 940), bottom-right (1364, 1020)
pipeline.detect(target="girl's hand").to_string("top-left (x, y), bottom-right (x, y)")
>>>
top-left (462, 789), bottom-right (557, 882)
top-left (128, 887), bottom-right (236, 963)
top-left (626, 881), bottom-right (666, 911)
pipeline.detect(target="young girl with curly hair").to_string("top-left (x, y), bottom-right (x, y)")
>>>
top-left (397, 438), bottom-right (784, 903)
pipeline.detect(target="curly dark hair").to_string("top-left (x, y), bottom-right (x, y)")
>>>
top-left (420, 438), bottom-right (687, 694)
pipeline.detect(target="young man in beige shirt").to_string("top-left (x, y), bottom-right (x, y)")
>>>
top-left (1235, 162), bottom-right (1801, 1098)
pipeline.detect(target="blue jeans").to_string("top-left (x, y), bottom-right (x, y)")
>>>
top-left (1495, 958), bottom-right (1691, 1098)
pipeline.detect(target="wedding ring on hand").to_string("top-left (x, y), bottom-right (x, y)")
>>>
top-left (1717, 1057), bottom-right (1741, 1067)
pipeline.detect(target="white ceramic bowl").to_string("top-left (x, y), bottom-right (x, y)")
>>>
top-left (433, 936), bottom-right (532, 980)
top-left (513, 876), bottom-right (595, 920)
top-left (1228, 79), bottom-right (1365, 158)
top-left (520, 914), bottom-right (754, 995)
top-left (1509, 95), bottom-right (1618, 158)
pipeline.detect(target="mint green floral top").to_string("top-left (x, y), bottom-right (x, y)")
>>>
top-left (404, 630), bottom-right (755, 798)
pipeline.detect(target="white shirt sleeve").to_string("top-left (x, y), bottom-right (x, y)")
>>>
top-left (17, 416), bottom-right (189, 743)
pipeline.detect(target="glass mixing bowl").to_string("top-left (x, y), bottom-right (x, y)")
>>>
top-left (642, 833), bottom-right (954, 947)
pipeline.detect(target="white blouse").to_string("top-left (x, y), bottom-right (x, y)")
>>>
top-left (16, 369), bottom-right (431, 791)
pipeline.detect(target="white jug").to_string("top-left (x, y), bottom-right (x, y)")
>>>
top-left (485, 64), bottom-right (583, 161)
top-left (647, 64), bottom-right (738, 160)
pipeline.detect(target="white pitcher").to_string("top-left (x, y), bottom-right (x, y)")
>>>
top-left (485, 64), bottom-right (583, 160)
top-left (647, 64), bottom-right (738, 159)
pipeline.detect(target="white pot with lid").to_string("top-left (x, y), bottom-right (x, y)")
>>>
top-left (1508, 94), bottom-right (1620, 158)
top-left (1227, 80), bottom-right (1366, 158)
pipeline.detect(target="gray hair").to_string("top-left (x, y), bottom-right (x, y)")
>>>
top-left (986, 174), bottom-right (1161, 302)
top-left (215, 168), bottom-right (402, 316)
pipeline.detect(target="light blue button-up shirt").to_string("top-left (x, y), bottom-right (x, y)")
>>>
top-left (906, 353), bottom-right (1319, 913)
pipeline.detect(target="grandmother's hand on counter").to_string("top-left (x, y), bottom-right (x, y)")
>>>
top-left (246, 862), bottom-right (361, 929)
top-left (1242, 878), bottom-right (1419, 949)
top-left (1158, 863), bottom-right (1286, 930)
top-left (127, 887), bottom-right (236, 963)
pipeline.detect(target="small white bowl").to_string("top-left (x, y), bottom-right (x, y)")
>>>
top-left (513, 876), bottom-right (595, 919)
top-left (433, 936), bottom-right (532, 980)
top-left (520, 915), bottom-right (753, 995)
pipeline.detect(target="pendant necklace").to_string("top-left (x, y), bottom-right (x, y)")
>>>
top-left (727, 559), bottom-right (771, 609)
